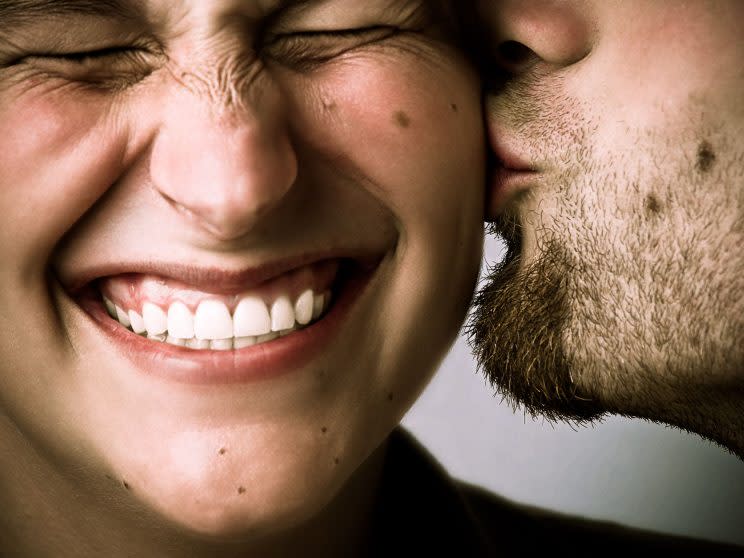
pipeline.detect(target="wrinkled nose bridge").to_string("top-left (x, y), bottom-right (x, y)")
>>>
top-left (170, 48), bottom-right (263, 112)
top-left (149, 61), bottom-right (298, 241)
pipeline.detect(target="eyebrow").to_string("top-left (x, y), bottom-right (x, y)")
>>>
top-left (0, 0), bottom-right (319, 28)
top-left (268, 0), bottom-right (315, 20)
top-left (0, 0), bottom-right (142, 26)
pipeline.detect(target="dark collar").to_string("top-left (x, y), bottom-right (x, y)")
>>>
top-left (366, 428), bottom-right (501, 557)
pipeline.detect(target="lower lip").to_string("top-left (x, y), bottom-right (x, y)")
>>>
top-left (75, 263), bottom-right (376, 385)
top-left (489, 166), bottom-right (539, 214)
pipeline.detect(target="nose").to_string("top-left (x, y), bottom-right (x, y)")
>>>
top-left (150, 73), bottom-right (298, 241)
top-left (480, 0), bottom-right (594, 74)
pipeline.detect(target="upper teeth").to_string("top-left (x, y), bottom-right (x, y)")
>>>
top-left (102, 290), bottom-right (331, 350)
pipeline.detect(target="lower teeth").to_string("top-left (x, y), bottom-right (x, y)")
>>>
top-left (134, 327), bottom-right (301, 350)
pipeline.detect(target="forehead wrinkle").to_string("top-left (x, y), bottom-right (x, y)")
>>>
top-left (172, 0), bottom-right (311, 40)
top-left (0, 0), bottom-right (145, 25)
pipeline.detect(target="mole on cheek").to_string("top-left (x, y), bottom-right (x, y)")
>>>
top-left (644, 194), bottom-right (662, 216)
top-left (393, 110), bottom-right (411, 128)
top-left (696, 140), bottom-right (716, 173)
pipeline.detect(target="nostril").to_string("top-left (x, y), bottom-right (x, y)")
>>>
top-left (495, 40), bottom-right (540, 74)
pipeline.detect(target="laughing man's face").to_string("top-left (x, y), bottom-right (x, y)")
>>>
top-left (0, 0), bottom-right (484, 542)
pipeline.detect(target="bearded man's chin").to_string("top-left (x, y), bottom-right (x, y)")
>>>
top-left (468, 226), bottom-right (603, 423)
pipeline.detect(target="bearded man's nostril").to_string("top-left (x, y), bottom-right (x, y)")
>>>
top-left (496, 40), bottom-right (540, 74)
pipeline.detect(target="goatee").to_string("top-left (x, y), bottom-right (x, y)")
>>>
top-left (468, 215), bottom-right (602, 423)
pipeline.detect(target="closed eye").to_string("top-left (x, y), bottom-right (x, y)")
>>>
top-left (20, 45), bottom-right (161, 89)
top-left (261, 25), bottom-right (404, 69)
top-left (42, 46), bottom-right (140, 63)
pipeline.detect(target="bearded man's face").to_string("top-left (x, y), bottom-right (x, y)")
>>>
top-left (472, 0), bottom-right (744, 453)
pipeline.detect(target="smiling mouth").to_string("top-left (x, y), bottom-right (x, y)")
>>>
top-left (67, 251), bottom-right (381, 380)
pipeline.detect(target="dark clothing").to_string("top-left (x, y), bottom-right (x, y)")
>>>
top-left (368, 429), bottom-right (743, 557)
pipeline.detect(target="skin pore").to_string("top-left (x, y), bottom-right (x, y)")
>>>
top-left (471, 1), bottom-right (744, 456)
top-left (0, 1), bottom-right (485, 556)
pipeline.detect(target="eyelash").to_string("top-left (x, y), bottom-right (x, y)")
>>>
top-left (18, 45), bottom-right (158, 90)
top-left (43, 46), bottom-right (146, 64)
top-left (38, 25), bottom-right (396, 60)
top-left (19, 23), bottom-right (403, 86)
top-left (261, 25), bottom-right (402, 66)
top-left (266, 25), bottom-right (398, 42)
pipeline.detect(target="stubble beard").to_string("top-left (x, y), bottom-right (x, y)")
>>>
top-left (469, 78), bottom-right (744, 451)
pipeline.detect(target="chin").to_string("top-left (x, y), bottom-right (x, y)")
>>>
top-left (105, 425), bottom-right (344, 539)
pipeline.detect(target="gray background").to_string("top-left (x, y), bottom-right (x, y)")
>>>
top-left (403, 234), bottom-right (744, 546)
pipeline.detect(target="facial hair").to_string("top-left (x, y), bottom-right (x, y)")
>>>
top-left (469, 212), bottom-right (602, 422)
top-left (469, 72), bottom-right (744, 445)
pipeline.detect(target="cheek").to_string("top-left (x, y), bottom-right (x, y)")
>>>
top-left (282, 57), bottom-right (485, 225)
top-left (577, 4), bottom-right (744, 133)
top-left (0, 84), bottom-right (130, 272)
top-left (288, 58), bottom-right (485, 389)
top-left (305, 57), bottom-right (485, 321)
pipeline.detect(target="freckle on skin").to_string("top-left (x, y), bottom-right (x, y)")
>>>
top-left (450, 103), bottom-right (458, 112)
top-left (387, 391), bottom-right (394, 401)
top-left (393, 111), bottom-right (411, 128)
top-left (334, 458), bottom-right (340, 466)
top-left (696, 140), bottom-right (716, 173)
top-left (238, 486), bottom-right (246, 494)
top-left (218, 447), bottom-right (226, 455)
top-left (321, 426), bottom-right (327, 434)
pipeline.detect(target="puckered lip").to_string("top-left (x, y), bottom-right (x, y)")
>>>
top-left (487, 125), bottom-right (541, 215)
top-left (488, 123), bottom-right (538, 173)
top-left (63, 248), bottom-right (385, 295)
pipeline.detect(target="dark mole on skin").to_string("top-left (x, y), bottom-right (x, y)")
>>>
top-left (238, 486), bottom-right (246, 494)
top-left (387, 391), bottom-right (394, 401)
top-left (450, 103), bottom-right (458, 112)
top-left (644, 194), bottom-right (662, 215)
top-left (218, 447), bottom-right (227, 455)
top-left (321, 426), bottom-right (327, 434)
top-left (393, 110), bottom-right (411, 128)
top-left (696, 140), bottom-right (716, 173)
top-left (334, 457), bottom-right (340, 466)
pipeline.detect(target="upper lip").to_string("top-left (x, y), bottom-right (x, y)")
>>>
top-left (64, 248), bottom-right (385, 295)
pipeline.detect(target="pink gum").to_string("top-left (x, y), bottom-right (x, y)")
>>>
top-left (98, 260), bottom-right (339, 313)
